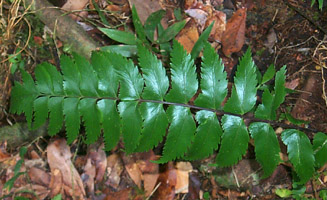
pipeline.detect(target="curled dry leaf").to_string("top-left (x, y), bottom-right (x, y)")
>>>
top-left (47, 139), bottom-right (85, 198)
top-left (122, 153), bottom-right (143, 188)
top-left (176, 19), bottom-right (199, 53)
top-left (221, 8), bottom-right (247, 56)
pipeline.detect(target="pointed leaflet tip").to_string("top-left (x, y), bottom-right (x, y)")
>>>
top-left (195, 42), bottom-right (228, 110)
top-left (223, 48), bottom-right (257, 115)
top-left (165, 40), bottom-right (198, 104)
top-left (137, 44), bottom-right (169, 101)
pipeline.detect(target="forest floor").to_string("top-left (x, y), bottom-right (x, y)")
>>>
top-left (0, 0), bottom-right (327, 199)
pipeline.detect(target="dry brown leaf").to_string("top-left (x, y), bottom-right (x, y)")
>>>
top-left (83, 157), bottom-right (96, 194)
top-left (49, 169), bottom-right (63, 198)
top-left (106, 153), bottom-right (123, 189)
top-left (28, 167), bottom-right (51, 187)
top-left (185, 9), bottom-right (208, 28)
top-left (122, 154), bottom-right (143, 188)
top-left (175, 162), bottom-right (193, 194)
top-left (143, 173), bottom-right (160, 196)
top-left (128, 0), bottom-right (162, 24)
top-left (152, 162), bottom-right (177, 200)
top-left (176, 19), bottom-right (199, 53)
top-left (47, 139), bottom-right (85, 198)
top-left (206, 10), bottom-right (226, 42)
top-left (221, 8), bottom-right (247, 56)
top-left (61, 0), bottom-right (89, 20)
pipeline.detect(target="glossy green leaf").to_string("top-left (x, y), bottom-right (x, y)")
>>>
top-left (165, 40), bottom-right (198, 103)
top-left (249, 122), bottom-right (281, 178)
top-left (261, 64), bottom-right (275, 84)
top-left (272, 66), bottom-right (286, 113)
top-left (156, 106), bottom-right (196, 163)
top-left (79, 98), bottom-right (101, 144)
top-left (61, 55), bottom-right (81, 96)
top-left (118, 101), bottom-right (142, 154)
top-left (191, 22), bottom-right (214, 59)
top-left (157, 20), bottom-right (187, 43)
top-left (35, 63), bottom-right (54, 94)
top-left (132, 5), bottom-right (147, 43)
top-left (91, 51), bottom-right (118, 97)
top-left (313, 132), bottom-right (327, 168)
top-left (73, 53), bottom-right (99, 97)
top-left (255, 66), bottom-right (286, 120)
top-left (44, 63), bottom-right (63, 95)
top-left (48, 97), bottom-right (64, 136)
top-left (195, 43), bottom-right (227, 109)
top-left (281, 129), bottom-right (315, 184)
top-left (97, 99), bottom-right (120, 151)
top-left (98, 28), bottom-right (139, 45)
top-left (224, 48), bottom-right (257, 115)
top-left (112, 53), bottom-right (144, 100)
top-left (33, 96), bottom-right (48, 130)
top-left (138, 45), bottom-right (169, 100)
top-left (100, 45), bottom-right (138, 57)
top-left (10, 70), bottom-right (38, 128)
top-left (216, 115), bottom-right (249, 167)
top-left (144, 10), bottom-right (166, 42)
top-left (63, 98), bottom-right (80, 144)
top-left (255, 89), bottom-right (273, 120)
top-left (136, 102), bottom-right (168, 152)
top-left (186, 110), bottom-right (222, 160)
top-left (285, 113), bottom-right (309, 125)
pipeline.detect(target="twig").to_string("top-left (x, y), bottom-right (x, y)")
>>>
top-left (284, 0), bottom-right (327, 35)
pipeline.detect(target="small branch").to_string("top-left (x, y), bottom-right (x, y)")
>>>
top-left (285, 1), bottom-right (327, 35)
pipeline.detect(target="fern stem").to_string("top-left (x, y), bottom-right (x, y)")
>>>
top-left (39, 94), bottom-right (320, 134)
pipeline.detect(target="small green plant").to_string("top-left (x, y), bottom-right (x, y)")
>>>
top-left (311, 0), bottom-right (324, 10)
top-left (9, 49), bottom-right (25, 74)
top-left (99, 5), bottom-right (187, 57)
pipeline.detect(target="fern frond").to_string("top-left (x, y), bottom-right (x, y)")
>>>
top-left (10, 40), bottom-right (327, 184)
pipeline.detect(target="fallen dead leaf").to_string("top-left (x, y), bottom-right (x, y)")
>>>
top-left (206, 10), bottom-right (226, 42)
top-left (221, 8), bottom-right (247, 56)
top-left (185, 9), bottom-right (208, 28)
top-left (61, 0), bottom-right (89, 20)
top-left (28, 167), bottom-right (51, 187)
top-left (47, 139), bottom-right (86, 199)
top-left (122, 153), bottom-right (143, 188)
top-left (176, 19), bottom-right (199, 53)
top-left (106, 153), bottom-right (123, 189)
top-left (128, 0), bottom-right (162, 24)
top-left (285, 78), bottom-right (300, 90)
top-left (83, 157), bottom-right (96, 195)
top-left (151, 162), bottom-right (177, 200)
top-left (49, 169), bottom-right (63, 198)
top-left (175, 162), bottom-right (193, 194)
